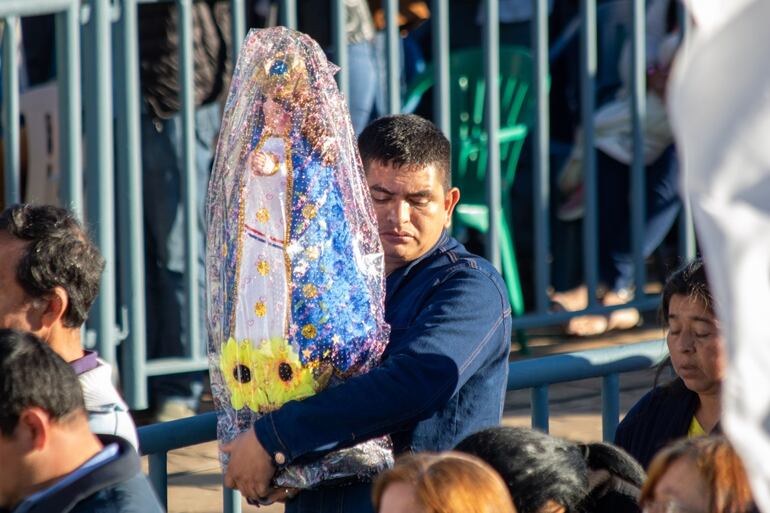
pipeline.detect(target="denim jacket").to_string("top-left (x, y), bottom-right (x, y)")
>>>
top-left (254, 232), bottom-right (511, 465)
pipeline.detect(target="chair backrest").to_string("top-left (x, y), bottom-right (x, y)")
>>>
top-left (449, 46), bottom-right (535, 206)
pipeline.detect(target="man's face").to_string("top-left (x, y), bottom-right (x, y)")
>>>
top-left (0, 233), bottom-right (38, 333)
top-left (366, 161), bottom-right (459, 274)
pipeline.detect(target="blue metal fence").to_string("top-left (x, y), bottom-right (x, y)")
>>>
top-left (138, 339), bottom-right (669, 512)
top-left (1, 0), bottom-right (688, 402)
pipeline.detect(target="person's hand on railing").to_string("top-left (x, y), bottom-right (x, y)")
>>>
top-left (221, 428), bottom-right (276, 503)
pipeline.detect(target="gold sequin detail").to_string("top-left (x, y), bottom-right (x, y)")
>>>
top-left (256, 208), bottom-right (270, 223)
top-left (302, 204), bottom-right (318, 220)
top-left (303, 284), bottom-right (318, 299)
top-left (256, 259), bottom-right (270, 276)
top-left (301, 324), bottom-right (317, 339)
top-left (221, 243), bottom-right (228, 257)
top-left (302, 349), bottom-right (313, 359)
top-left (305, 246), bottom-right (320, 260)
top-left (254, 301), bottom-right (267, 317)
top-left (332, 334), bottom-right (342, 346)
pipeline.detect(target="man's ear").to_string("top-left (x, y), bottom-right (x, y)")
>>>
top-left (16, 408), bottom-right (51, 451)
top-left (39, 287), bottom-right (69, 329)
top-left (443, 187), bottom-right (461, 229)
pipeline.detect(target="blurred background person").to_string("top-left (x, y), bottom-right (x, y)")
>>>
top-left (456, 426), bottom-right (645, 513)
top-left (615, 259), bottom-right (725, 468)
top-left (373, 451), bottom-right (517, 513)
top-left (639, 436), bottom-right (756, 513)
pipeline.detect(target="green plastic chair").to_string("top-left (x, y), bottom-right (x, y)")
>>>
top-left (403, 46), bottom-right (535, 335)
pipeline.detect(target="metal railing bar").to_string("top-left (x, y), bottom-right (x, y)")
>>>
top-left (85, 0), bottom-right (118, 365)
top-left (230, 0), bottom-right (246, 62)
top-left (0, 0), bottom-right (76, 17)
top-left (148, 452), bottom-right (169, 509)
top-left (630, 0), bottom-right (646, 295)
top-left (580, 0), bottom-right (598, 308)
top-left (531, 385), bottom-right (549, 432)
top-left (332, 0), bottom-right (348, 97)
top-left (279, 0), bottom-right (296, 29)
top-left (532, 0), bottom-right (550, 313)
top-left (115, 0), bottom-right (148, 409)
top-left (2, 17), bottom-right (20, 206)
top-left (384, 0), bottom-right (400, 114)
top-left (431, 0), bottom-right (450, 137)
top-left (483, 0), bottom-right (501, 272)
top-left (177, 0), bottom-right (202, 361)
top-left (601, 373), bottom-right (620, 440)
top-left (56, 5), bottom-right (83, 216)
top-left (139, 411), bottom-right (218, 454)
top-left (507, 339), bottom-right (667, 389)
top-left (510, 294), bottom-right (661, 329)
top-left (144, 357), bottom-right (210, 375)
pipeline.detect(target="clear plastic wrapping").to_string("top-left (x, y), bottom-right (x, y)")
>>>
top-left (205, 26), bottom-right (392, 488)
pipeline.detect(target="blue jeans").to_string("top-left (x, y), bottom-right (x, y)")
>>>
top-left (598, 145), bottom-right (681, 292)
top-left (285, 481), bottom-right (374, 513)
top-left (141, 101), bottom-right (220, 404)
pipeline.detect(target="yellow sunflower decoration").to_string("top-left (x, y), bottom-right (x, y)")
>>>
top-left (219, 338), bottom-right (268, 412)
top-left (254, 337), bottom-right (316, 410)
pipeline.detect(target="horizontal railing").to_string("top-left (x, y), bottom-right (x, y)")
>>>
top-left (137, 339), bottom-right (669, 512)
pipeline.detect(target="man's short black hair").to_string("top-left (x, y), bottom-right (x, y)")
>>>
top-left (0, 329), bottom-right (85, 436)
top-left (358, 114), bottom-right (452, 190)
top-left (0, 204), bottom-right (105, 328)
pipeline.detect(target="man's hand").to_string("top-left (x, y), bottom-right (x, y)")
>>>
top-left (222, 428), bottom-right (276, 500)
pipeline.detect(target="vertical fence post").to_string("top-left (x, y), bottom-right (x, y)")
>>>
top-left (115, 0), bottom-right (148, 409)
top-left (56, 5), bottom-right (83, 217)
top-left (279, 0), bottom-right (296, 29)
top-left (531, 385), bottom-right (550, 432)
top-left (532, 0), bottom-right (550, 313)
top-left (332, 0), bottom-right (349, 97)
top-left (177, 0), bottom-right (201, 361)
top-left (384, 0), bottom-right (400, 114)
top-left (580, 0), bottom-right (598, 307)
top-left (148, 452), bottom-right (169, 510)
top-left (601, 373), bottom-right (620, 441)
top-left (223, 481), bottom-right (242, 513)
top-left (483, 0), bottom-right (501, 272)
top-left (230, 0), bottom-right (245, 61)
top-left (630, 0), bottom-right (646, 295)
top-left (2, 17), bottom-right (20, 206)
top-left (85, 0), bottom-right (117, 365)
top-left (432, 0), bottom-right (450, 136)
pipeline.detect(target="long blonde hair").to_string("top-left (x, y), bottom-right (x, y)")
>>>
top-left (373, 452), bottom-right (517, 513)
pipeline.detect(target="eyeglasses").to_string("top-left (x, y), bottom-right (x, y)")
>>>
top-left (642, 499), bottom-right (704, 513)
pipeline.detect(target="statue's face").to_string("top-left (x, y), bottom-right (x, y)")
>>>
top-left (263, 96), bottom-right (292, 136)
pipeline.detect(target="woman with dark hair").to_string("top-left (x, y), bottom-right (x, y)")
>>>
top-left (640, 436), bottom-right (756, 513)
top-left (615, 258), bottom-right (726, 468)
top-left (455, 426), bottom-right (645, 513)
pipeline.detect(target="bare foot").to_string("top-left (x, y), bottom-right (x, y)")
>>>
top-left (604, 290), bottom-right (640, 331)
top-left (557, 288), bottom-right (639, 337)
top-left (550, 285), bottom-right (589, 312)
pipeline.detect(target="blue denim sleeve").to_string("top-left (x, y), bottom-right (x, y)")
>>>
top-left (253, 263), bottom-right (511, 464)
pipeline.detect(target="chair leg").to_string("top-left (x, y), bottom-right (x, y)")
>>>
top-left (499, 213), bottom-right (529, 354)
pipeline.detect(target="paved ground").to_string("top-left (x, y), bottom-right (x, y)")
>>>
top-left (140, 324), bottom-right (667, 513)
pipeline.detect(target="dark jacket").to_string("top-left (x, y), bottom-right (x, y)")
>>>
top-left (614, 378), bottom-right (699, 469)
top-left (138, 1), bottom-right (231, 119)
top-left (254, 232), bottom-right (512, 465)
top-left (9, 435), bottom-right (164, 513)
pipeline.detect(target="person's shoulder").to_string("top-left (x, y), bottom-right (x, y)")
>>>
top-left (616, 380), bottom-right (690, 435)
top-left (431, 236), bottom-right (507, 292)
top-left (71, 474), bottom-right (163, 513)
